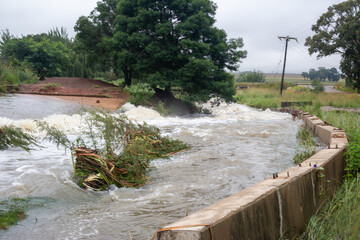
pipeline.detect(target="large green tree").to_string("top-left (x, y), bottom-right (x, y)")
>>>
top-left (305, 0), bottom-right (360, 92)
top-left (74, 0), bottom-right (119, 76)
top-left (113, 0), bottom-right (246, 102)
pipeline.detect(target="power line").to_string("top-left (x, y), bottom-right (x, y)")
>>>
top-left (289, 42), bottom-right (340, 69)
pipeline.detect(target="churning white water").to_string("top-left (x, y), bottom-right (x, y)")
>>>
top-left (0, 94), bottom-right (301, 239)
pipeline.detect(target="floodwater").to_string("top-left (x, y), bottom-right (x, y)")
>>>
top-left (0, 94), bottom-right (301, 239)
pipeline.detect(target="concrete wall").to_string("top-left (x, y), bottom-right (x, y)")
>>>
top-left (155, 110), bottom-right (348, 240)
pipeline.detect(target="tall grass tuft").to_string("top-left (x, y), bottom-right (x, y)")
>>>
top-left (299, 176), bottom-right (360, 240)
top-left (293, 126), bottom-right (318, 164)
top-left (0, 63), bottom-right (37, 93)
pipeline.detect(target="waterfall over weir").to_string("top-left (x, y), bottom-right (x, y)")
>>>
top-left (0, 94), bottom-right (301, 239)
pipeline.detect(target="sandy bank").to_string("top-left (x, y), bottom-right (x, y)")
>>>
top-left (55, 96), bottom-right (127, 110)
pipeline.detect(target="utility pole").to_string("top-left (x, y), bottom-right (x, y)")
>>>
top-left (278, 36), bottom-right (297, 95)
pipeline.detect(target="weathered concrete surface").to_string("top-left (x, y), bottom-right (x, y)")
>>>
top-left (155, 110), bottom-right (347, 240)
top-left (306, 117), bottom-right (325, 133)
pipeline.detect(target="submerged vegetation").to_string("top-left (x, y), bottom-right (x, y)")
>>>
top-left (0, 197), bottom-right (53, 230)
top-left (37, 110), bottom-right (188, 191)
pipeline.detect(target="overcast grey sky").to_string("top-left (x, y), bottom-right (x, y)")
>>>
top-left (0, 0), bottom-right (344, 73)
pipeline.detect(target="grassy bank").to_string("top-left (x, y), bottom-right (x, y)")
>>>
top-left (235, 83), bottom-right (360, 109)
top-left (235, 85), bottom-right (360, 239)
top-left (0, 63), bottom-right (37, 93)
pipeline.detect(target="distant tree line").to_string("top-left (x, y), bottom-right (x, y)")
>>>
top-left (301, 67), bottom-right (340, 82)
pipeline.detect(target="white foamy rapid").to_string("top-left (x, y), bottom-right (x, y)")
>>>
top-left (0, 95), bottom-right (301, 239)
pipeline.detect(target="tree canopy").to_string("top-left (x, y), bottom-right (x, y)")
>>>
top-left (305, 0), bottom-right (360, 92)
top-left (75, 0), bottom-right (247, 103)
top-left (302, 67), bottom-right (340, 81)
top-left (1, 33), bottom-right (70, 80)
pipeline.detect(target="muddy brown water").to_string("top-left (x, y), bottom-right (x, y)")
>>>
top-left (0, 94), bottom-right (301, 239)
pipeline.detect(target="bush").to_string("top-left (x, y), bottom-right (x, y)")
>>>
top-left (345, 133), bottom-right (360, 179)
top-left (236, 70), bottom-right (266, 83)
top-left (0, 64), bottom-right (37, 91)
top-left (311, 80), bottom-right (324, 93)
top-left (125, 83), bottom-right (155, 106)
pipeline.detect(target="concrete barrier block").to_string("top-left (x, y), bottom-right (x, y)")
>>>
top-left (330, 131), bottom-right (348, 149)
top-left (302, 114), bottom-right (312, 122)
top-left (314, 125), bottom-right (335, 145)
top-left (306, 117), bottom-right (325, 133)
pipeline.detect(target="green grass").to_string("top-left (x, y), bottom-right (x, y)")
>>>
top-left (0, 63), bottom-right (37, 93)
top-left (235, 84), bottom-right (360, 109)
top-left (264, 73), bottom-right (338, 86)
top-left (294, 126), bottom-right (318, 164)
top-left (39, 83), bottom-right (60, 91)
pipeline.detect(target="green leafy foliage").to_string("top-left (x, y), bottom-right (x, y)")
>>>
top-left (0, 197), bottom-right (54, 230)
top-left (0, 62), bottom-right (37, 92)
top-left (303, 67), bottom-right (340, 82)
top-left (236, 71), bottom-right (266, 83)
top-left (344, 133), bottom-right (360, 179)
top-left (0, 126), bottom-right (39, 152)
top-left (294, 125), bottom-right (318, 164)
top-left (305, 0), bottom-right (360, 92)
top-left (74, 0), bottom-right (119, 78)
top-left (124, 83), bottom-right (155, 106)
top-left (0, 209), bottom-right (25, 230)
top-left (1, 34), bottom-right (70, 80)
top-left (37, 110), bottom-right (189, 191)
top-left (119, 0), bottom-right (245, 101)
top-left (311, 79), bottom-right (324, 93)
top-left (75, 0), bottom-right (247, 102)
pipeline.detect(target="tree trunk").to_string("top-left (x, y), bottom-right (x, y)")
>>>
top-left (123, 68), bottom-right (132, 86)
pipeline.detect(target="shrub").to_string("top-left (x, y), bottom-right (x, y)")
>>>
top-left (345, 133), bottom-right (360, 179)
top-left (293, 125), bottom-right (318, 164)
top-left (125, 83), bottom-right (155, 106)
top-left (155, 101), bottom-right (169, 116)
top-left (311, 80), bottom-right (324, 93)
top-left (236, 70), bottom-right (266, 83)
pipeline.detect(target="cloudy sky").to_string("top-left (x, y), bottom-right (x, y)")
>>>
top-left (0, 0), bottom-right (344, 73)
